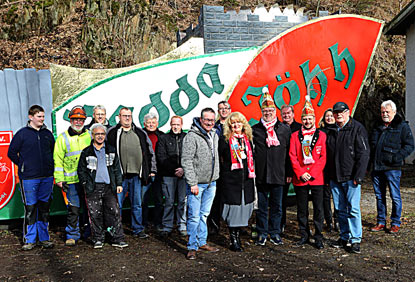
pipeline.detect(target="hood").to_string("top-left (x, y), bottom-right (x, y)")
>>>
top-left (26, 121), bottom-right (47, 131)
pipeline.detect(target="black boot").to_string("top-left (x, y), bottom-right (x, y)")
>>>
top-left (229, 228), bottom-right (243, 252)
top-left (236, 228), bottom-right (244, 251)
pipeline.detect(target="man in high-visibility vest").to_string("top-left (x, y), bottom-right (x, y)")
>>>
top-left (54, 106), bottom-right (91, 246)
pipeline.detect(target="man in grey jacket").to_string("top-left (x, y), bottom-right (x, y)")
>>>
top-left (182, 108), bottom-right (220, 260)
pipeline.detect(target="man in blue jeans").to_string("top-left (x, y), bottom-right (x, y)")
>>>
top-left (8, 105), bottom-right (55, 250)
top-left (107, 107), bottom-right (156, 239)
top-left (252, 88), bottom-right (291, 246)
top-left (182, 108), bottom-right (220, 260)
top-left (325, 102), bottom-right (370, 254)
top-left (370, 100), bottom-right (414, 234)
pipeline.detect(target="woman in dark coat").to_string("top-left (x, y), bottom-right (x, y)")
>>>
top-left (318, 108), bottom-right (337, 232)
top-left (218, 112), bottom-right (255, 252)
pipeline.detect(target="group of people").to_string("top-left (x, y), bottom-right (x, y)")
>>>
top-left (7, 88), bottom-right (414, 260)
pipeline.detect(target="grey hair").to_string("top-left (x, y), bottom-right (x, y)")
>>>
top-left (90, 123), bottom-right (107, 134)
top-left (381, 100), bottom-right (397, 112)
top-left (93, 105), bottom-right (106, 113)
top-left (144, 112), bottom-right (158, 123)
top-left (281, 104), bottom-right (294, 112)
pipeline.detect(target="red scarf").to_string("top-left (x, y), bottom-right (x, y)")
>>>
top-left (261, 118), bottom-right (280, 147)
top-left (229, 134), bottom-right (255, 178)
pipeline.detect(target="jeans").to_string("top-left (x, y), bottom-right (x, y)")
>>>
top-left (331, 180), bottom-right (362, 244)
top-left (65, 183), bottom-right (82, 240)
top-left (20, 177), bottom-right (53, 243)
top-left (143, 175), bottom-right (163, 228)
top-left (161, 176), bottom-right (187, 232)
top-left (294, 185), bottom-right (324, 241)
top-left (372, 170), bottom-right (402, 227)
top-left (187, 182), bottom-right (216, 250)
top-left (118, 175), bottom-right (149, 234)
top-left (256, 184), bottom-right (283, 238)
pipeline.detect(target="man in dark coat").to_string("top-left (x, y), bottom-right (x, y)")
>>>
top-left (252, 87), bottom-right (291, 246)
top-left (370, 100), bottom-right (414, 234)
top-left (326, 102), bottom-right (370, 254)
top-left (156, 116), bottom-right (187, 236)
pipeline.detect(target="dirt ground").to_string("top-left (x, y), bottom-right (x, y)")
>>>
top-left (1, 166), bottom-right (415, 282)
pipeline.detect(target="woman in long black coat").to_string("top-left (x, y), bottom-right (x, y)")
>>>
top-left (218, 112), bottom-right (255, 252)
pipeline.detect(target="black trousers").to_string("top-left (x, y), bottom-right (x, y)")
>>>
top-left (281, 183), bottom-right (290, 229)
top-left (323, 184), bottom-right (333, 224)
top-left (207, 179), bottom-right (222, 232)
top-left (86, 184), bottom-right (124, 243)
top-left (294, 185), bottom-right (324, 241)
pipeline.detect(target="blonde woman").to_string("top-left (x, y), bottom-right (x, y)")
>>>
top-left (218, 112), bottom-right (255, 252)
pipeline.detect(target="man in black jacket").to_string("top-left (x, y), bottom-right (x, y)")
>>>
top-left (326, 102), bottom-right (370, 254)
top-left (253, 88), bottom-right (291, 246)
top-left (370, 100), bottom-right (414, 234)
top-left (78, 123), bottom-right (127, 248)
top-left (84, 105), bottom-right (110, 130)
top-left (107, 107), bottom-right (156, 238)
top-left (157, 116), bottom-right (187, 236)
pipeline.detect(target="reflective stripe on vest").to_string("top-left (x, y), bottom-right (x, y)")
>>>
top-left (64, 171), bottom-right (78, 177)
top-left (62, 131), bottom-right (71, 153)
top-left (65, 150), bottom-right (82, 157)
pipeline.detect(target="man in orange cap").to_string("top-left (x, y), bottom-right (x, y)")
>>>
top-left (289, 97), bottom-right (326, 249)
top-left (54, 105), bottom-right (91, 246)
top-left (252, 87), bottom-right (291, 246)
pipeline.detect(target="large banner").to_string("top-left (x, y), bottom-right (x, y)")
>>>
top-left (0, 131), bottom-right (15, 210)
top-left (1, 15), bottom-right (383, 218)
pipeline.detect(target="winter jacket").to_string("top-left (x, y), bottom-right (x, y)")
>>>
top-left (84, 119), bottom-right (110, 130)
top-left (8, 123), bottom-right (55, 180)
top-left (289, 129), bottom-right (326, 186)
top-left (325, 118), bottom-right (370, 184)
top-left (218, 136), bottom-right (255, 205)
top-left (252, 119), bottom-right (291, 187)
top-left (156, 130), bottom-right (186, 177)
top-left (181, 117), bottom-right (220, 186)
top-left (77, 142), bottom-right (123, 196)
top-left (370, 114), bottom-right (414, 171)
top-left (53, 127), bottom-right (91, 184)
top-left (107, 123), bottom-right (156, 186)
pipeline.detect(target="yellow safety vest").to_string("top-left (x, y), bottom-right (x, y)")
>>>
top-left (53, 130), bottom-right (91, 184)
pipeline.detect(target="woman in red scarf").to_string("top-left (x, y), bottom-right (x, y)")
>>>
top-left (218, 112), bottom-right (255, 252)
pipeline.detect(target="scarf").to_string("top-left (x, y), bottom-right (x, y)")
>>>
top-left (229, 134), bottom-right (255, 178)
top-left (301, 126), bottom-right (316, 165)
top-left (261, 118), bottom-right (280, 147)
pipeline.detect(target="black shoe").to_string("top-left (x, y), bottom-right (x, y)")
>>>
top-left (229, 228), bottom-right (243, 252)
top-left (325, 223), bottom-right (333, 232)
top-left (295, 237), bottom-right (309, 246)
top-left (349, 243), bottom-right (361, 254)
top-left (159, 231), bottom-right (170, 238)
top-left (269, 234), bottom-right (283, 245)
top-left (134, 231), bottom-right (149, 239)
top-left (315, 240), bottom-right (324, 249)
top-left (331, 238), bottom-right (348, 249)
top-left (255, 236), bottom-right (267, 246)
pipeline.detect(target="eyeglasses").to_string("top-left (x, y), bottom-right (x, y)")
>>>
top-left (333, 110), bottom-right (349, 115)
top-left (202, 118), bottom-right (215, 123)
top-left (120, 114), bottom-right (132, 118)
top-left (262, 109), bottom-right (275, 114)
top-left (95, 113), bottom-right (105, 116)
top-left (94, 133), bottom-right (106, 136)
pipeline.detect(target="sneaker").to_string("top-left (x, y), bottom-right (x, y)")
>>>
top-left (390, 225), bottom-right (400, 233)
top-left (255, 236), bottom-right (267, 246)
top-left (269, 235), bottom-right (283, 246)
top-left (94, 241), bottom-right (103, 249)
top-left (349, 243), bottom-right (361, 254)
top-left (370, 224), bottom-right (386, 232)
top-left (65, 239), bottom-right (76, 246)
top-left (39, 240), bottom-right (54, 249)
top-left (22, 243), bottom-right (36, 251)
top-left (112, 241), bottom-right (128, 248)
top-left (186, 250), bottom-right (196, 260)
top-left (331, 238), bottom-right (348, 249)
top-left (134, 231), bottom-right (149, 239)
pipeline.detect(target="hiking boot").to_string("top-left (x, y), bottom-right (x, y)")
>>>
top-left (349, 243), bottom-right (361, 254)
top-left (94, 241), bottom-right (103, 249)
top-left (331, 238), bottom-right (348, 249)
top-left (390, 225), bottom-right (400, 233)
top-left (186, 250), bottom-right (196, 260)
top-left (39, 240), bottom-right (54, 249)
top-left (112, 241), bottom-right (128, 248)
top-left (370, 224), bottom-right (386, 232)
top-left (255, 236), bottom-right (267, 246)
top-left (65, 239), bottom-right (76, 246)
top-left (22, 243), bottom-right (36, 251)
top-left (269, 235), bottom-right (283, 246)
top-left (134, 231), bottom-right (149, 239)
